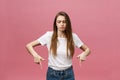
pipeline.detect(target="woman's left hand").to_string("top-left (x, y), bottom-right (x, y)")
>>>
top-left (77, 52), bottom-right (87, 64)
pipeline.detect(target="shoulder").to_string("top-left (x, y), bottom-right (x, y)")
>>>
top-left (44, 31), bottom-right (53, 37)
top-left (46, 31), bottom-right (53, 35)
top-left (72, 32), bottom-right (78, 38)
top-left (46, 31), bottom-right (53, 36)
top-left (72, 32), bottom-right (81, 40)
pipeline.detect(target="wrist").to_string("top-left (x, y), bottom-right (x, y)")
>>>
top-left (32, 53), bottom-right (39, 57)
top-left (79, 52), bottom-right (87, 60)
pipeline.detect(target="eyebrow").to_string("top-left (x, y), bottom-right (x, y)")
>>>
top-left (56, 20), bottom-right (66, 21)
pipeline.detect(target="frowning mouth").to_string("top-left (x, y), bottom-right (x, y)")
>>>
top-left (60, 26), bottom-right (65, 28)
top-left (61, 26), bottom-right (64, 28)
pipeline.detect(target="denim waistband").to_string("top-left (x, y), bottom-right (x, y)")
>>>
top-left (48, 66), bottom-right (73, 72)
top-left (47, 66), bottom-right (74, 79)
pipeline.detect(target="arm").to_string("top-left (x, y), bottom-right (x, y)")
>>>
top-left (77, 44), bottom-right (91, 62)
top-left (26, 40), bottom-right (45, 67)
top-left (80, 44), bottom-right (91, 56)
top-left (26, 40), bottom-right (41, 57)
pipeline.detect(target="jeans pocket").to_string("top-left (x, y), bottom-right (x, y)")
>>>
top-left (47, 67), bottom-right (58, 78)
top-left (64, 68), bottom-right (75, 79)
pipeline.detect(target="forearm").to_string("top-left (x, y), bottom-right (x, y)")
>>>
top-left (82, 48), bottom-right (91, 56)
top-left (78, 45), bottom-right (91, 61)
top-left (26, 42), bottom-right (45, 67)
top-left (26, 44), bottom-right (39, 57)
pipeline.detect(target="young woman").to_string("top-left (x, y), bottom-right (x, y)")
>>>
top-left (26, 11), bottom-right (91, 80)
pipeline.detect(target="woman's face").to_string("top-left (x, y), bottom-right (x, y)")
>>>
top-left (56, 15), bottom-right (67, 32)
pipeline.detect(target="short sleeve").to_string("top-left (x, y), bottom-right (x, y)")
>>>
top-left (37, 31), bottom-right (50, 46)
top-left (73, 33), bottom-right (84, 48)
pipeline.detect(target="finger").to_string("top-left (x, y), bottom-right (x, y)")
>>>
top-left (79, 59), bottom-right (82, 67)
top-left (36, 61), bottom-right (40, 64)
top-left (35, 61), bottom-right (40, 64)
top-left (41, 58), bottom-right (45, 61)
top-left (76, 56), bottom-right (82, 67)
top-left (77, 55), bottom-right (80, 58)
top-left (37, 62), bottom-right (40, 64)
top-left (80, 59), bottom-right (84, 61)
top-left (39, 61), bottom-right (42, 69)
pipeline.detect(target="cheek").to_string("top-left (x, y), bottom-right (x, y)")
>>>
top-left (56, 22), bottom-right (59, 25)
top-left (64, 23), bottom-right (66, 26)
top-left (63, 24), bottom-right (67, 28)
top-left (56, 24), bottom-right (60, 29)
top-left (56, 23), bottom-right (61, 28)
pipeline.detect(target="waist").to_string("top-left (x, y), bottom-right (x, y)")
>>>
top-left (48, 66), bottom-right (73, 72)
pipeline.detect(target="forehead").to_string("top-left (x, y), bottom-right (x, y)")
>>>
top-left (56, 15), bottom-right (66, 21)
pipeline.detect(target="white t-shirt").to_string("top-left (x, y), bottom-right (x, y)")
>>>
top-left (37, 31), bottom-right (83, 70)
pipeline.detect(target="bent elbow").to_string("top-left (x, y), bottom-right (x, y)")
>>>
top-left (26, 43), bottom-right (31, 49)
top-left (88, 48), bottom-right (91, 54)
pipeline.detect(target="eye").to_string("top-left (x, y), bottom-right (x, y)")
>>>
top-left (62, 21), bottom-right (66, 23)
top-left (57, 20), bottom-right (66, 24)
top-left (57, 21), bottom-right (61, 23)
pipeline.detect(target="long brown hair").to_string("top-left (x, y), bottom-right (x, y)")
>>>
top-left (50, 11), bottom-right (74, 58)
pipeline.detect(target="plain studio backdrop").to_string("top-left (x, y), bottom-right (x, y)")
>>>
top-left (0, 0), bottom-right (120, 80)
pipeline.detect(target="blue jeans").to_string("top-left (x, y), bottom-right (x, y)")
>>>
top-left (46, 66), bottom-right (75, 80)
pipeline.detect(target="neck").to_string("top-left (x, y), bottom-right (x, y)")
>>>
top-left (57, 31), bottom-right (65, 38)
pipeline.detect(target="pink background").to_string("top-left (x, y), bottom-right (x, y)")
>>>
top-left (0, 0), bottom-right (120, 80)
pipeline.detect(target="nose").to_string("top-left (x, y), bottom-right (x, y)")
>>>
top-left (60, 22), bottom-right (64, 25)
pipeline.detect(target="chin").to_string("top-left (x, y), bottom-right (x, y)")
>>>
top-left (59, 29), bottom-right (65, 32)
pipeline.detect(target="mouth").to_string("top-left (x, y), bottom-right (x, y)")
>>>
top-left (60, 27), bottom-right (65, 29)
top-left (61, 26), bottom-right (65, 28)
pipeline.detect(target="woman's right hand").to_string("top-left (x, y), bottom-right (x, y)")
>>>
top-left (33, 55), bottom-right (45, 69)
top-left (26, 40), bottom-right (45, 69)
